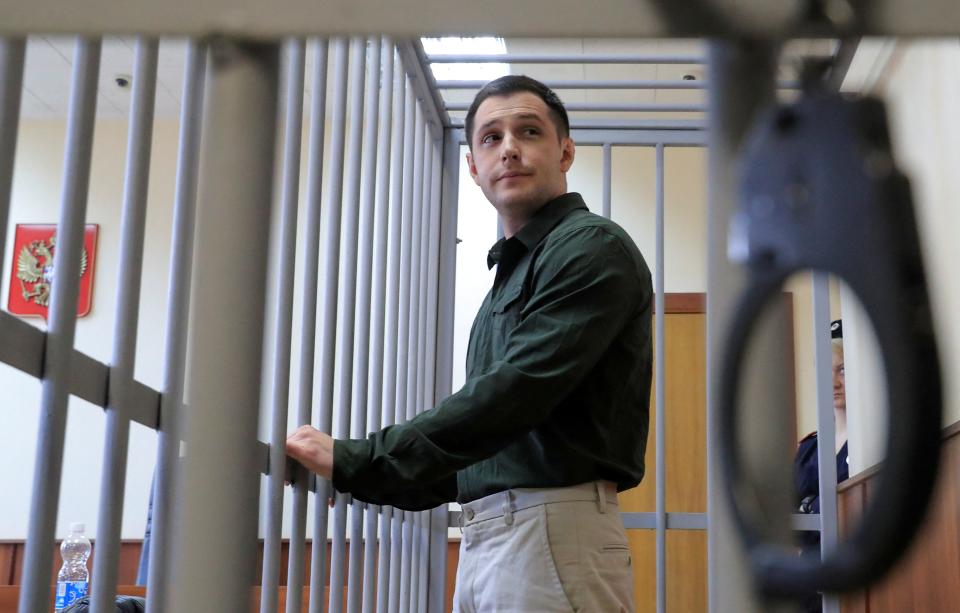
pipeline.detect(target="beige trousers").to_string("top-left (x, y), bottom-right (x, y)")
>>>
top-left (453, 481), bottom-right (635, 613)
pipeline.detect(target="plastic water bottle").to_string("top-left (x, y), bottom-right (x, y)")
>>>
top-left (55, 522), bottom-right (91, 612)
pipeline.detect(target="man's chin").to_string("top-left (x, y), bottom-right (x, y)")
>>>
top-left (492, 189), bottom-right (546, 211)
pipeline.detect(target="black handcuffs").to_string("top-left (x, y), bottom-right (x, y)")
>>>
top-left (718, 90), bottom-right (943, 599)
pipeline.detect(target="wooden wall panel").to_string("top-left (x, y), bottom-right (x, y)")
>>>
top-left (838, 481), bottom-right (869, 613)
top-left (665, 314), bottom-right (707, 514)
top-left (839, 423), bottom-right (960, 612)
top-left (666, 530), bottom-right (707, 613)
top-left (620, 306), bottom-right (708, 612)
top-left (627, 528), bottom-right (657, 612)
top-left (0, 544), bottom-right (15, 586)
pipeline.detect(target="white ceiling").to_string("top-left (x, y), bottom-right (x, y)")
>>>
top-left (21, 36), bottom-right (188, 119)
top-left (18, 36), bottom-right (835, 121)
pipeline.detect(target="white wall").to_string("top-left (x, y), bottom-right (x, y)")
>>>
top-left (840, 38), bottom-right (960, 471)
top-left (1, 118), bottom-right (181, 539)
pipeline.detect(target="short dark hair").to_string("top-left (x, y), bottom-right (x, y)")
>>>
top-left (464, 75), bottom-right (570, 148)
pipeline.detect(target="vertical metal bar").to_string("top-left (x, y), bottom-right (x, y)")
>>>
top-left (419, 129), bottom-right (446, 613)
top-left (363, 35), bottom-right (395, 613)
top-left (414, 130), bottom-right (437, 613)
top-left (18, 37), bottom-right (101, 613)
top-left (415, 124), bottom-right (433, 418)
top-left (390, 85), bottom-right (417, 613)
top-left (400, 101), bottom-right (425, 613)
top-left (287, 36), bottom-right (329, 613)
top-left (654, 142), bottom-right (667, 613)
top-left (0, 37), bottom-right (25, 271)
top-left (380, 61), bottom-right (408, 613)
top-left (811, 273), bottom-right (840, 613)
top-left (329, 35), bottom-right (367, 613)
top-left (705, 39), bottom-right (781, 613)
top-left (90, 37), bottom-right (159, 613)
top-left (376, 505), bottom-right (393, 613)
top-left (406, 110), bottom-right (426, 427)
top-left (412, 513), bottom-right (425, 612)
top-left (409, 122), bottom-right (431, 613)
top-left (167, 38), bottom-right (279, 613)
top-left (415, 513), bottom-right (429, 613)
top-left (407, 512), bottom-right (419, 613)
top-left (420, 137), bottom-right (444, 613)
top-left (347, 35), bottom-right (381, 613)
top-left (423, 141), bottom-right (442, 424)
top-left (394, 509), bottom-right (408, 613)
top-left (602, 142), bottom-right (612, 219)
top-left (260, 37), bottom-right (306, 613)
top-left (427, 127), bottom-right (460, 613)
top-left (310, 36), bottom-right (349, 613)
top-left (146, 39), bottom-right (206, 613)
top-left (426, 510), bottom-right (448, 613)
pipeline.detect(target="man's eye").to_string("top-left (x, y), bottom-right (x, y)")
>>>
top-left (481, 134), bottom-right (499, 144)
top-left (524, 127), bottom-right (540, 136)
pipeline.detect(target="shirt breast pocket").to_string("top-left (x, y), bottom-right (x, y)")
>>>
top-left (490, 283), bottom-right (525, 333)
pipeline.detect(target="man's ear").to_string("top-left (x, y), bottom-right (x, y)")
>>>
top-left (559, 137), bottom-right (575, 173)
top-left (466, 151), bottom-right (481, 186)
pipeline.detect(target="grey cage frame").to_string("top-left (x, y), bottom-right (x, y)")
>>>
top-left (2, 2), bottom-right (953, 612)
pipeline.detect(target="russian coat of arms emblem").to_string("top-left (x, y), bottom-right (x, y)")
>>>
top-left (7, 224), bottom-right (99, 319)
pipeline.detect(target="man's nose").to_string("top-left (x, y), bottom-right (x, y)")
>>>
top-left (501, 134), bottom-right (520, 160)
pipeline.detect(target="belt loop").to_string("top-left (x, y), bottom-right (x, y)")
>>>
top-left (502, 491), bottom-right (515, 526)
top-left (596, 481), bottom-right (607, 514)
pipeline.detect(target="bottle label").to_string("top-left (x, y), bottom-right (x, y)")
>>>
top-left (54, 580), bottom-right (88, 611)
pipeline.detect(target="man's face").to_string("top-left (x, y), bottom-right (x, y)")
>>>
top-left (833, 346), bottom-right (846, 410)
top-left (466, 92), bottom-right (575, 221)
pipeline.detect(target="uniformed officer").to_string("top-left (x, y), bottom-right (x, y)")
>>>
top-left (794, 319), bottom-right (848, 612)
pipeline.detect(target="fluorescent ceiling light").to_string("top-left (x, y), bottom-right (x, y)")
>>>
top-left (421, 37), bottom-right (509, 81)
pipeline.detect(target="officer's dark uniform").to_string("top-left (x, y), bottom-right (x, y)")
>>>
top-left (793, 434), bottom-right (849, 612)
top-left (794, 432), bottom-right (849, 519)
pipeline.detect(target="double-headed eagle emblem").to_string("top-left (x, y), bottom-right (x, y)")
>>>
top-left (16, 235), bottom-right (88, 307)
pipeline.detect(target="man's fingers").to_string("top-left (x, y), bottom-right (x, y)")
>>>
top-left (284, 425), bottom-right (334, 481)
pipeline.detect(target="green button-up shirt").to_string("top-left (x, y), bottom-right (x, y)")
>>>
top-left (333, 192), bottom-right (652, 510)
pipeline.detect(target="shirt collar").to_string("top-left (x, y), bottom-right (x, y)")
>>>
top-left (487, 192), bottom-right (587, 269)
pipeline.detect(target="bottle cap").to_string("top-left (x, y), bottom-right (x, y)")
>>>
top-left (69, 522), bottom-right (85, 534)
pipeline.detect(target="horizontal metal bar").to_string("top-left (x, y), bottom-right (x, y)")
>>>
top-left (792, 513), bottom-right (823, 531)
top-left (618, 512), bottom-right (655, 529)
top-left (446, 101), bottom-right (706, 113)
top-left (0, 311), bottom-right (296, 484)
top-left (666, 512), bottom-right (708, 530)
top-left (71, 350), bottom-right (108, 407)
top-left (0, 311), bottom-right (161, 418)
top-left (427, 53), bottom-right (706, 64)
top-left (128, 378), bottom-right (161, 429)
top-left (621, 512), bottom-right (709, 530)
top-left (568, 128), bottom-right (707, 145)
top-left (2, 1), bottom-right (959, 37)
top-left (0, 311), bottom-right (42, 375)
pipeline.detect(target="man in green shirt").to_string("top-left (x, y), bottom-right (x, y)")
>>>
top-left (288, 75), bottom-right (652, 612)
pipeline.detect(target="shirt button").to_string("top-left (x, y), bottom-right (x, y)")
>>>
top-left (465, 509), bottom-right (475, 521)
